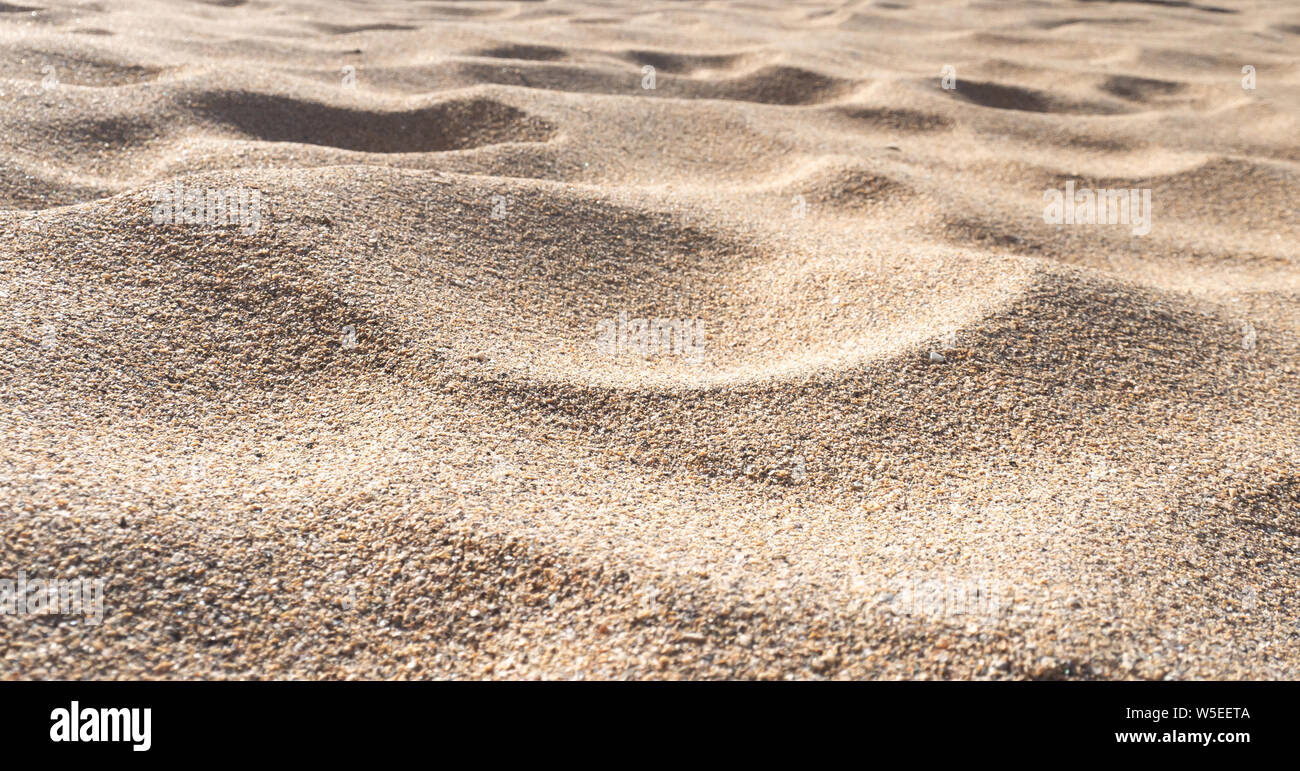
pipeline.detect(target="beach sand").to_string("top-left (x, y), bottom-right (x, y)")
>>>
top-left (1, 0), bottom-right (1298, 679)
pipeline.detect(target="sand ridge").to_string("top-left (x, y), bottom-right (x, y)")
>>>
top-left (1, 0), bottom-right (1298, 679)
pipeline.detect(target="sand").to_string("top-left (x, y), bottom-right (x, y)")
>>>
top-left (1, 0), bottom-right (1298, 679)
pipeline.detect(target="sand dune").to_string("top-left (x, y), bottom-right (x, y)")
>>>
top-left (2, 0), bottom-right (1298, 679)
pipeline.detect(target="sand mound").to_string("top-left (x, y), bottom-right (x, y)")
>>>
top-left (189, 93), bottom-right (556, 153)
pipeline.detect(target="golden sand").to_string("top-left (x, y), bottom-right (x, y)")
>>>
top-left (1, 0), bottom-right (1298, 679)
